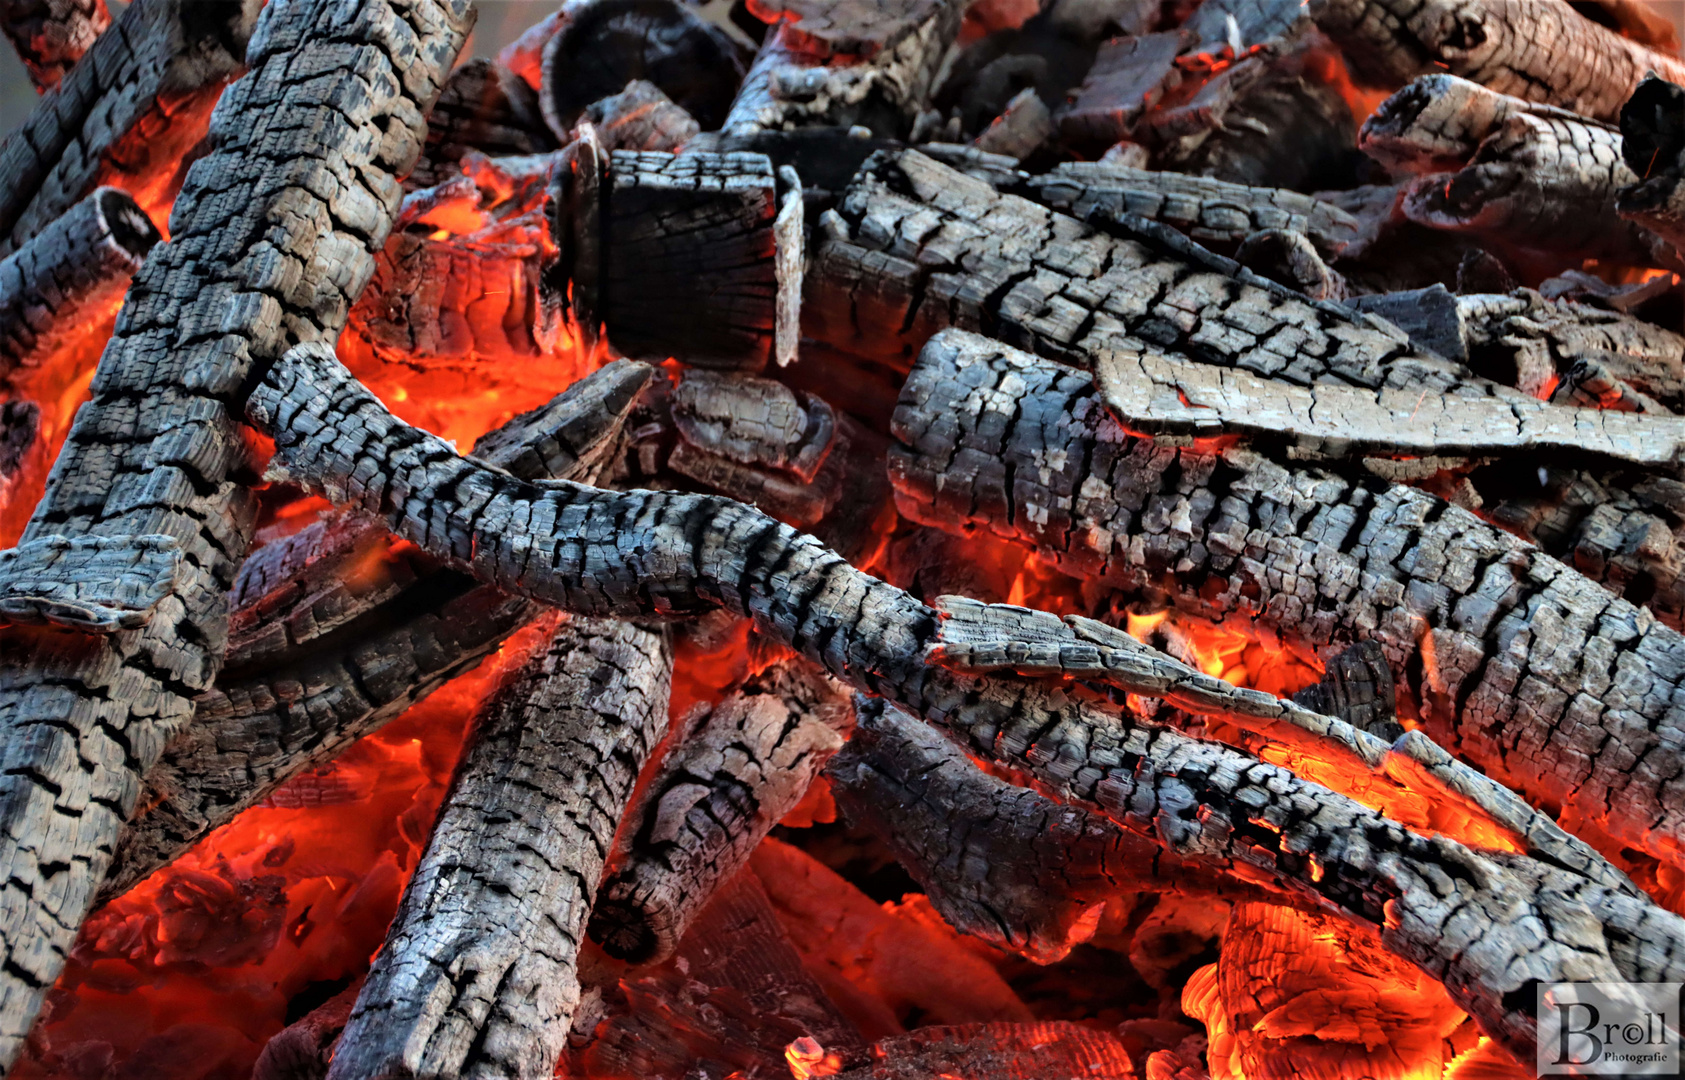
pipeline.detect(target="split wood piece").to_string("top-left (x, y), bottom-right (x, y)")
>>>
top-left (250, 975), bottom-right (365, 1080)
top-left (407, 57), bottom-right (554, 191)
top-left (0, 0), bottom-right (108, 91)
top-left (600, 149), bottom-right (788, 370)
top-left (671, 367), bottom-right (836, 483)
top-left (588, 655), bottom-right (851, 964)
top-left (1025, 162), bottom-right (1365, 257)
top-left (102, 362), bottom-right (652, 902)
top-left (1306, 0), bottom-right (1685, 118)
top-left (0, 186), bottom-right (158, 384)
top-left (1360, 73), bottom-right (1598, 177)
top-left (1091, 333), bottom-right (1685, 472)
top-left (247, 340), bottom-right (1685, 1063)
top-left (0, 0), bottom-right (261, 256)
top-left (0, 0), bottom-right (472, 1058)
top-left (889, 331), bottom-right (1685, 873)
top-left (327, 617), bottom-right (672, 1080)
top-left (1291, 640), bottom-right (1398, 739)
top-left (1397, 110), bottom-right (1673, 271)
top-left (540, 0), bottom-right (747, 140)
top-left (829, 696), bottom-right (1295, 964)
top-left (971, 87), bottom-right (1053, 162)
top-left (1616, 75), bottom-right (1685, 257)
top-left (1056, 31), bottom-right (1193, 148)
top-left (585, 79), bottom-right (700, 153)
top-left (722, 0), bottom-right (962, 138)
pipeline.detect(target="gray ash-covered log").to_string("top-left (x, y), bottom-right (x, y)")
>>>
top-left (326, 617), bottom-right (672, 1080)
top-left (0, 0), bottom-right (107, 91)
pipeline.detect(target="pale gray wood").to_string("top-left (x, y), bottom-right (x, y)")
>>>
top-left (1361, 73), bottom-right (1601, 176)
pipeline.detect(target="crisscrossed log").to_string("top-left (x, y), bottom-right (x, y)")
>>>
top-left (0, 0), bottom-right (472, 1063)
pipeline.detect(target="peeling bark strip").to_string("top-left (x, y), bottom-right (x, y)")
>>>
top-left (0, 0), bottom-right (108, 91)
top-left (589, 656), bottom-right (851, 964)
top-left (0, 0), bottom-right (262, 256)
top-left (99, 362), bottom-right (651, 903)
top-left (1306, 0), bottom-right (1685, 119)
top-left (244, 341), bottom-right (1685, 1064)
top-left (0, 0), bottom-right (471, 1063)
top-left (889, 329), bottom-right (1685, 872)
top-left (326, 617), bottom-right (672, 1080)
top-left (829, 697), bottom-right (1290, 965)
top-left (0, 186), bottom-right (158, 384)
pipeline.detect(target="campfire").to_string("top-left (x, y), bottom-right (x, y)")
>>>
top-left (4, 0), bottom-right (1685, 1076)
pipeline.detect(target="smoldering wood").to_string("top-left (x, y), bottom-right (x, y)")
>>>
top-left (670, 368), bottom-right (835, 483)
top-left (0, 1), bottom-right (473, 1058)
top-left (250, 976), bottom-right (365, 1080)
top-left (890, 330), bottom-right (1685, 873)
top-left (1616, 75), bottom-right (1685, 256)
top-left (0, 401), bottom-right (37, 492)
top-left (829, 696), bottom-right (1295, 964)
top-left (407, 57), bottom-right (555, 190)
top-left (971, 87), bottom-right (1053, 161)
top-left (1056, 31), bottom-right (1192, 149)
top-left (1182, 0), bottom-right (1309, 50)
top-left (0, 0), bottom-right (261, 256)
top-left (540, 0), bottom-right (747, 140)
top-left (585, 79), bottom-right (700, 153)
top-left (0, 186), bottom-right (159, 384)
top-left (0, 0), bottom-right (107, 91)
top-left (326, 617), bottom-right (672, 1080)
top-left (1024, 161), bottom-right (1365, 257)
top-left (1553, 355), bottom-right (1670, 414)
top-left (1231, 228), bottom-right (1349, 302)
top-left (243, 337), bottom-right (1685, 1064)
top-left (101, 362), bottom-right (652, 902)
top-left (1359, 73), bottom-right (1596, 177)
top-left (1307, 0), bottom-right (1685, 119)
top-left (1292, 641), bottom-right (1399, 739)
top-left (830, 1023), bottom-right (1137, 1080)
top-left (588, 656), bottom-right (851, 964)
top-left (1344, 285), bottom-right (1466, 363)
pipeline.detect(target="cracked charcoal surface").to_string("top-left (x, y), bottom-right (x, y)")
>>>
top-left (327, 617), bottom-right (671, 1080)
top-left (0, 0), bottom-right (472, 1063)
top-left (0, 0), bottom-right (108, 91)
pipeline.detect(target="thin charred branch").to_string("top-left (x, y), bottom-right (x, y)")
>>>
top-left (889, 329), bottom-right (1685, 872)
top-left (245, 339), bottom-right (1685, 1064)
top-left (0, 0), bottom-right (472, 1061)
top-left (0, 186), bottom-right (159, 385)
top-left (1306, 0), bottom-right (1685, 119)
top-left (0, 0), bottom-right (262, 255)
top-left (101, 362), bottom-right (651, 902)
top-left (327, 617), bottom-right (672, 1080)
top-left (588, 655), bottom-right (851, 964)
top-left (0, 0), bottom-right (108, 91)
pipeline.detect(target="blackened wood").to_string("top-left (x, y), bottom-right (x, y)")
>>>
top-left (0, 401), bottom-right (36, 494)
top-left (1057, 31), bottom-right (1192, 148)
top-left (0, 0), bottom-right (260, 256)
top-left (0, 1), bottom-right (472, 1059)
top-left (589, 656), bottom-right (850, 964)
top-left (540, 0), bottom-right (747, 139)
top-left (1232, 227), bottom-right (1349, 301)
top-left (971, 87), bottom-right (1053, 161)
top-left (1617, 75), bottom-right (1685, 257)
top-left (0, 0), bottom-right (107, 90)
top-left (327, 617), bottom-right (671, 1080)
top-left (408, 57), bottom-right (554, 190)
top-left (102, 362), bottom-right (652, 902)
top-left (671, 368), bottom-right (835, 482)
top-left (0, 532), bottom-right (181, 631)
top-left (585, 79), bottom-right (699, 153)
top-left (1360, 73), bottom-right (1594, 177)
top-left (832, 1023), bottom-right (1137, 1080)
top-left (1345, 285), bottom-right (1466, 364)
top-left (251, 976), bottom-right (365, 1080)
top-left (1554, 355), bottom-right (1669, 414)
top-left (1308, 0), bottom-right (1685, 117)
top-left (1292, 641), bottom-right (1398, 739)
top-left (0, 186), bottom-right (158, 384)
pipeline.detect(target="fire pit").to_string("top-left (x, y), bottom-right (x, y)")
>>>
top-left (2, 0), bottom-right (1685, 1076)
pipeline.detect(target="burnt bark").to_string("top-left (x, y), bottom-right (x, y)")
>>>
top-left (251, 976), bottom-right (365, 1080)
top-left (0, 0), bottom-right (108, 91)
top-left (589, 655), bottom-right (851, 964)
top-left (0, 0), bottom-right (472, 1061)
top-left (101, 361), bottom-right (651, 902)
top-left (1291, 641), bottom-right (1398, 739)
top-left (326, 617), bottom-right (672, 1080)
top-left (0, 0), bottom-right (261, 256)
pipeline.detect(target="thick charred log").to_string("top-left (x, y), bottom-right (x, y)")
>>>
top-left (0, 0), bottom-right (108, 91)
top-left (1360, 73), bottom-right (1593, 176)
top-left (588, 655), bottom-right (851, 964)
top-left (0, 0), bottom-right (261, 255)
top-left (326, 617), bottom-right (672, 1080)
top-left (0, 0), bottom-right (472, 1058)
top-left (1306, 0), bottom-right (1685, 117)
top-left (102, 362), bottom-right (652, 902)
top-left (407, 57), bottom-right (554, 190)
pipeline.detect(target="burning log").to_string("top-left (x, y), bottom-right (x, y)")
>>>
top-left (585, 79), bottom-right (700, 153)
top-left (102, 361), bottom-right (652, 901)
top-left (407, 57), bottom-right (554, 190)
top-left (1306, 0), bottom-right (1685, 118)
top-left (539, 0), bottom-right (747, 141)
top-left (1616, 75), bottom-right (1685, 257)
top-left (588, 654), bottom-right (851, 964)
top-left (0, 0), bottom-right (108, 91)
top-left (0, 0), bottom-right (262, 254)
top-left (889, 329), bottom-right (1685, 871)
top-left (244, 337), bottom-right (1685, 1063)
top-left (250, 976), bottom-right (365, 1080)
top-left (723, 0), bottom-right (964, 138)
top-left (1360, 73), bottom-right (1592, 177)
top-left (326, 616), bottom-right (672, 1080)
top-left (0, 0), bottom-right (472, 1060)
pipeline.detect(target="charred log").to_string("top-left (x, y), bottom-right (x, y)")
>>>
top-left (251, 976), bottom-right (365, 1080)
top-left (1360, 73), bottom-right (1593, 177)
top-left (1056, 31), bottom-right (1193, 150)
top-left (588, 655), bottom-right (851, 964)
top-left (1616, 75), bottom-right (1685, 256)
top-left (0, 0), bottom-right (472, 1058)
top-left (0, 0), bottom-right (108, 91)
top-left (407, 57), bottom-right (554, 190)
top-left (0, 0), bottom-right (261, 255)
top-left (1232, 228), bottom-right (1349, 301)
top-left (585, 79), bottom-right (700, 153)
top-left (0, 401), bottom-right (37, 497)
top-left (971, 87), bottom-right (1054, 161)
top-left (326, 617), bottom-right (672, 1080)
top-left (1291, 641), bottom-right (1398, 739)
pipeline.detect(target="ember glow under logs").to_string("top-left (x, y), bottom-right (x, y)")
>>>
top-left (6, 0), bottom-right (1685, 1078)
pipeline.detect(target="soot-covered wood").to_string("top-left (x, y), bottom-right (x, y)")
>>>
top-left (0, 0), bottom-right (108, 91)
